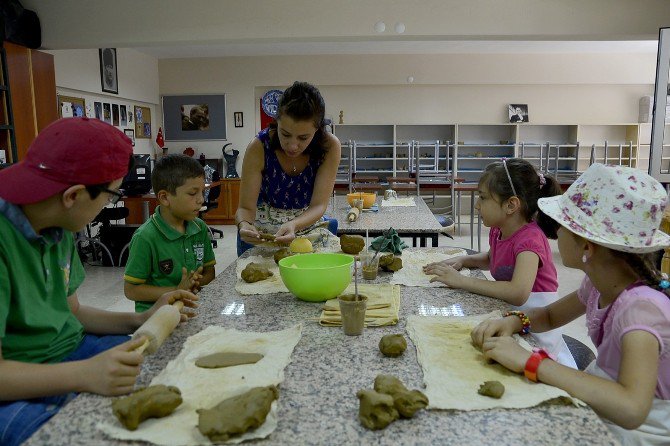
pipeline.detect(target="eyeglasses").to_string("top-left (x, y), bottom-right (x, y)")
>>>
top-left (102, 188), bottom-right (124, 204)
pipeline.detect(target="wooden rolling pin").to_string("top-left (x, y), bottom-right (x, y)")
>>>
top-left (133, 300), bottom-right (184, 355)
top-left (347, 206), bottom-right (360, 222)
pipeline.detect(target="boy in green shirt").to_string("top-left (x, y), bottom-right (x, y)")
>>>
top-left (124, 155), bottom-right (216, 312)
top-left (0, 118), bottom-right (198, 446)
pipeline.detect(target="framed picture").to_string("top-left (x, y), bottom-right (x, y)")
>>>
top-left (94, 101), bottom-right (102, 120)
top-left (234, 111), bottom-right (244, 128)
top-left (120, 105), bottom-right (127, 126)
top-left (102, 103), bottom-right (111, 124)
top-left (99, 48), bottom-right (118, 94)
top-left (508, 104), bottom-right (529, 123)
top-left (112, 104), bottom-right (119, 126)
top-left (58, 95), bottom-right (86, 118)
top-left (162, 94), bottom-right (227, 141)
top-left (124, 129), bottom-right (135, 146)
top-left (135, 105), bottom-right (151, 138)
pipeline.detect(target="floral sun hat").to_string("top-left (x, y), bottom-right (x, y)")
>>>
top-left (538, 163), bottom-right (670, 253)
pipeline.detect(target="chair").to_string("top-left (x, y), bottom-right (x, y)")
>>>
top-left (387, 176), bottom-right (418, 195)
top-left (562, 335), bottom-right (596, 371)
top-left (351, 174), bottom-right (382, 193)
top-left (76, 206), bottom-right (130, 267)
top-left (202, 173), bottom-right (224, 248)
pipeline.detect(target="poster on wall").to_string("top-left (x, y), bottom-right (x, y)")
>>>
top-left (112, 104), bottom-right (119, 126)
top-left (120, 105), bottom-right (127, 126)
top-left (135, 106), bottom-right (151, 138)
top-left (162, 94), bottom-right (227, 141)
top-left (94, 102), bottom-right (102, 120)
top-left (58, 95), bottom-right (86, 118)
top-left (103, 103), bottom-right (112, 124)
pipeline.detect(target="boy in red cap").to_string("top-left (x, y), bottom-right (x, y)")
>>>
top-left (0, 118), bottom-right (198, 446)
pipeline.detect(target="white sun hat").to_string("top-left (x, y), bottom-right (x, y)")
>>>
top-left (538, 163), bottom-right (670, 253)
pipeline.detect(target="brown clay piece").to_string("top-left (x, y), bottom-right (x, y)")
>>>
top-left (356, 389), bottom-right (399, 430)
top-left (340, 234), bottom-right (365, 255)
top-left (197, 386), bottom-right (278, 442)
top-left (241, 262), bottom-right (273, 283)
top-left (373, 374), bottom-right (429, 418)
top-left (478, 380), bottom-right (505, 399)
top-left (195, 352), bottom-right (264, 369)
top-left (112, 385), bottom-right (182, 431)
top-left (273, 247), bottom-right (294, 264)
top-left (379, 254), bottom-right (403, 272)
top-left (379, 334), bottom-right (407, 357)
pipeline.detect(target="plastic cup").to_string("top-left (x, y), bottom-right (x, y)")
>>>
top-left (338, 294), bottom-right (367, 335)
top-left (360, 251), bottom-right (379, 280)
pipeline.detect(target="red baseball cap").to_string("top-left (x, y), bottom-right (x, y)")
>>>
top-left (0, 117), bottom-right (133, 204)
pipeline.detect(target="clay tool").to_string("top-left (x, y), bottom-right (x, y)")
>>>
top-left (133, 300), bottom-right (185, 355)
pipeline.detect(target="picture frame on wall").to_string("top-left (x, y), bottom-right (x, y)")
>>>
top-left (112, 104), bottom-right (119, 126)
top-left (162, 94), bottom-right (227, 141)
top-left (508, 104), bottom-right (529, 123)
top-left (94, 101), bottom-right (102, 120)
top-left (124, 129), bottom-right (135, 146)
top-left (234, 111), bottom-right (243, 128)
top-left (58, 95), bottom-right (86, 118)
top-left (135, 105), bottom-right (152, 138)
top-left (99, 48), bottom-right (118, 94)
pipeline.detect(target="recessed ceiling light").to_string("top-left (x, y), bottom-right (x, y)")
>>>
top-left (395, 22), bottom-right (406, 34)
top-left (374, 21), bottom-right (386, 33)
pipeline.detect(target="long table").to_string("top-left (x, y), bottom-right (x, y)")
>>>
top-left (328, 195), bottom-right (444, 248)
top-left (27, 247), bottom-right (617, 445)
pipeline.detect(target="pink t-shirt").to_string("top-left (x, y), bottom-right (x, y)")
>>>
top-left (578, 276), bottom-right (670, 399)
top-left (488, 222), bottom-right (558, 292)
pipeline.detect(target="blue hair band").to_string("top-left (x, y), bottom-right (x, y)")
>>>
top-left (659, 279), bottom-right (670, 290)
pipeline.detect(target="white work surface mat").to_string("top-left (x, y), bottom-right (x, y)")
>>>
top-left (235, 255), bottom-right (289, 295)
top-left (99, 325), bottom-right (302, 445)
top-left (406, 314), bottom-right (582, 411)
top-left (390, 248), bottom-right (471, 287)
top-left (381, 197), bottom-right (416, 207)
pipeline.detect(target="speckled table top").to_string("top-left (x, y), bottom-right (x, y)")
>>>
top-left (27, 247), bottom-right (618, 446)
top-left (328, 195), bottom-right (443, 234)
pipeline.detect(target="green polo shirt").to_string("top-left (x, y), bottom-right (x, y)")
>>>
top-left (0, 200), bottom-right (85, 364)
top-left (124, 206), bottom-right (216, 312)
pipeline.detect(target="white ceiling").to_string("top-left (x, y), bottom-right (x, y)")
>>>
top-left (133, 40), bottom-right (659, 59)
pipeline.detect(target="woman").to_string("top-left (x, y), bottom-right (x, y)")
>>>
top-left (235, 81), bottom-right (341, 255)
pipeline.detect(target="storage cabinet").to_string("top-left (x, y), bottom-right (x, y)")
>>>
top-left (333, 123), bottom-right (654, 187)
top-left (2, 41), bottom-right (57, 163)
top-left (203, 178), bottom-right (241, 225)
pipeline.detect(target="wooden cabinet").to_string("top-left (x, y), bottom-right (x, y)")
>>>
top-left (2, 41), bottom-right (57, 162)
top-left (204, 178), bottom-right (240, 225)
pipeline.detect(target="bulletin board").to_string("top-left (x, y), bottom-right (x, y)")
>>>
top-left (135, 106), bottom-right (152, 139)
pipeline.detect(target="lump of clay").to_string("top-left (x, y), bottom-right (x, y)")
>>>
top-left (379, 334), bottom-right (407, 357)
top-left (356, 389), bottom-right (399, 430)
top-left (478, 380), bottom-right (505, 399)
top-left (340, 234), bottom-right (365, 255)
top-left (241, 262), bottom-right (273, 283)
top-left (373, 375), bottom-right (428, 418)
top-left (273, 247), bottom-right (294, 264)
top-left (258, 232), bottom-right (276, 241)
top-left (289, 237), bottom-right (313, 253)
top-left (195, 352), bottom-right (264, 369)
top-left (112, 385), bottom-right (182, 431)
top-left (379, 254), bottom-right (403, 272)
top-left (197, 386), bottom-right (278, 442)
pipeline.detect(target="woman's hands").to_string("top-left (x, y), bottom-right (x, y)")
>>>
top-left (274, 221), bottom-right (298, 244)
top-left (238, 221), bottom-right (265, 245)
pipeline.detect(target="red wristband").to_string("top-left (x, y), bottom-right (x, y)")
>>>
top-left (524, 348), bottom-right (550, 382)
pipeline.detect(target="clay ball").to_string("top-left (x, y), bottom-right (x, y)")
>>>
top-left (477, 380), bottom-right (505, 399)
top-left (379, 334), bottom-right (407, 357)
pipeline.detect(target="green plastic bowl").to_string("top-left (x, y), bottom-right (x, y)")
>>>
top-left (278, 253), bottom-right (354, 302)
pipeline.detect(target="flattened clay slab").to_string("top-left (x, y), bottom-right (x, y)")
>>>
top-left (195, 352), bottom-right (264, 369)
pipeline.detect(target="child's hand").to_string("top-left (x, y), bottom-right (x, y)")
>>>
top-left (426, 264), bottom-right (464, 288)
top-left (423, 257), bottom-right (464, 272)
top-left (188, 266), bottom-right (204, 293)
top-left (471, 317), bottom-right (518, 348)
top-left (80, 337), bottom-right (145, 396)
top-left (274, 221), bottom-right (297, 244)
top-left (481, 336), bottom-right (531, 374)
top-left (149, 289), bottom-right (199, 322)
top-left (177, 267), bottom-right (203, 293)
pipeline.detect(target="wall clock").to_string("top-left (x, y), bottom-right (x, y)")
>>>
top-left (261, 89), bottom-right (283, 118)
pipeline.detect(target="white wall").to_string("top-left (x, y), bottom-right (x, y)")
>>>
top-left (158, 52), bottom-right (657, 164)
top-left (47, 48), bottom-right (160, 156)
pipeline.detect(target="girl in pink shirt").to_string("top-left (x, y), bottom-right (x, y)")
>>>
top-left (425, 158), bottom-right (575, 366)
top-left (471, 164), bottom-right (670, 444)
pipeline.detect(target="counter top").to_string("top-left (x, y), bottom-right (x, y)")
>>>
top-left (27, 247), bottom-right (617, 445)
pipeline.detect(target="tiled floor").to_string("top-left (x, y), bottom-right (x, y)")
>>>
top-left (77, 220), bottom-right (593, 351)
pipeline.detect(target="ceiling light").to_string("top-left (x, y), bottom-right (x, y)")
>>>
top-left (407, 76), bottom-right (414, 83)
top-left (395, 22), bottom-right (406, 34)
top-left (374, 21), bottom-right (386, 33)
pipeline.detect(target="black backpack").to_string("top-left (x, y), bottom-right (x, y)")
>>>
top-left (1, 0), bottom-right (41, 49)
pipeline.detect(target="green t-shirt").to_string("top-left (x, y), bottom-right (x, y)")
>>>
top-left (0, 209), bottom-right (85, 364)
top-left (124, 206), bottom-right (216, 312)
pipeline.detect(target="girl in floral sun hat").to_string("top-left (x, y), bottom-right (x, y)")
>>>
top-left (471, 163), bottom-right (670, 444)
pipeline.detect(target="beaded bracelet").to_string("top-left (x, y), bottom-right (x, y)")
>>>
top-left (503, 310), bottom-right (531, 335)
